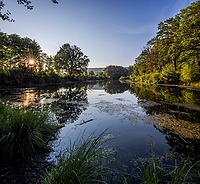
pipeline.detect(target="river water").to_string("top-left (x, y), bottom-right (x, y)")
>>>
top-left (1, 81), bottom-right (200, 180)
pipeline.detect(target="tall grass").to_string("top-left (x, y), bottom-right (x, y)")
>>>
top-left (43, 131), bottom-right (109, 184)
top-left (140, 153), bottom-right (161, 184)
top-left (137, 154), bottom-right (198, 184)
top-left (0, 103), bottom-right (61, 163)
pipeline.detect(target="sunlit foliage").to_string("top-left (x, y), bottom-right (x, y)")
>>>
top-left (54, 43), bottom-right (90, 79)
top-left (131, 1), bottom-right (200, 85)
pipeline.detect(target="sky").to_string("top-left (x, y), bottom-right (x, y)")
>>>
top-left (0, 0), bottom-right (197, 68)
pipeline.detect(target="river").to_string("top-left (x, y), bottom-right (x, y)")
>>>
top-left (1, 80), bottom-right (200, 182)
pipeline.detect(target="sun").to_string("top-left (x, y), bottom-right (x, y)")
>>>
top-left (29, 58), bottom-right (35, 65)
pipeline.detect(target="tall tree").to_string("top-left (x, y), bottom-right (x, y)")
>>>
top-left (131, 0), bottom-right (200, 84)
top-left (54, 43), bottom-right (90, 78)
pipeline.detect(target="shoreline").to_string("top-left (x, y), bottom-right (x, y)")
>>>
top-left (120, 79), bottom-right (200, 91)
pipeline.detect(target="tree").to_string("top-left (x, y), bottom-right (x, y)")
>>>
top-left (0, 0), bottom-right (58, 22)
top-left (0, 31), bottom-right (57, 85)
top-left (131, 0), bottom-right (200, 84)
top-left (54, 43), bottom-right (90, 78)
top-left (104, 65), bottom-right (128, 79)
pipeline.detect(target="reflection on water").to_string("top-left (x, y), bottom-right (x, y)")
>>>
top-left (103, 80), bottom-right (129, 94)
top-left (20, 89), bottom-right (37, 107)
top-left (130, 83), bottom-right (200, 123)
top-left (129, 83), bottom-right (200, 166)
top-left (1, 81), bottom-right (200, 176)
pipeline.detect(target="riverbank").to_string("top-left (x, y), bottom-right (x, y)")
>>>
top-left (120, 79), bottom-right (200, 91)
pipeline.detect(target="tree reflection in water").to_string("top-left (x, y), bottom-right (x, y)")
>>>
top-left (130, 83), bottom-right (200, 172)
top-left (103, 80), bottom-right (129, 94)
top-left (43, 85), bottom-right (88, 124)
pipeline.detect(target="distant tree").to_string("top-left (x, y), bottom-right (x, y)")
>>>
top-left (0, 0), bottom-right (58, 22)
top-left (54, 43), bottom-right (90, 79)
top-left (104, 65), bottom-right (128, 79)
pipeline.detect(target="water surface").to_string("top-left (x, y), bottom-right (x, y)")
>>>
top-left (1, 81), bottom-right (200, 171)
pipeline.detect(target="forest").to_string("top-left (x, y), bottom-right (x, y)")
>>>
top-left (130, 1), bottom-right (200, 87)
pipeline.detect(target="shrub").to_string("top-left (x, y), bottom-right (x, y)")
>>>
top-left (180, 61), bottom-right (200, 85)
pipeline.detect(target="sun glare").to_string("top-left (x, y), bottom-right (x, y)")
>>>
top-left (29, 59), bottom-right (35, 65)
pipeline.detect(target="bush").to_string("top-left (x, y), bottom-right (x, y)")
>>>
top-left (180, 61), bottom-right (200, 85)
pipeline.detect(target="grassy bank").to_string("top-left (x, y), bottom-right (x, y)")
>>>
top-left (42, 131), bottom-right (109, 184)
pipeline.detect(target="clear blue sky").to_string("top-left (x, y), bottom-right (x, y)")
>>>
top-left (0, 0), bottom-right (196, 67)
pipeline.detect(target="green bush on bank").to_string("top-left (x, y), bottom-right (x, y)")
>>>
top-left (132, 67), bottom-right (180, 85)
top-left (0, 103), bottom-right (61, 163)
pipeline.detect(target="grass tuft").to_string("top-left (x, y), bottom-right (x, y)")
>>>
top-left (0, 104), bottom-right (61, 163)
top-left (42, 131), bottom-right (109, 184)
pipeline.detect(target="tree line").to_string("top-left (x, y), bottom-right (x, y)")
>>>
top-left (130, 0), bottom-right (200, 86)
top-left (0, 31), bottom-right (132, 86)
top-left (0, 31), bottom-right (93, 86)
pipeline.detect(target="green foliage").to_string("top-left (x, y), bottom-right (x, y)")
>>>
top-left (180, 60), bottom-right (200, 84)
top-left (42, 131), bottom-right (109, 184)
top-left (171, 160), bottom-right (191, 184)
top-left (96, 72), bottom-right (107, 80)
top-left (160, 65), bottom-right (180, 84)
top-left (0, 104), bottom-right (61, 163)
top-left (141, 153), bottom-right (160, 184)
top-left (131, 1), bottom-right (200, 85)
top-left (104, 65), bottom-right (128, 79)
top-left (54, 43), bottom-right (90, 79)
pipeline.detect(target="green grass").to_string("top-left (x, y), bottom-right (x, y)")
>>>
top-left (135, 154), bottom-right (198, 184)
top-left (140, 153), bottom-right (161, 184)
top-left (42, 131), bottom-right (109, 184)
top-left (0, 103), bottom-right (61, 163)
